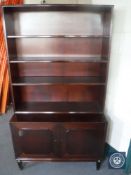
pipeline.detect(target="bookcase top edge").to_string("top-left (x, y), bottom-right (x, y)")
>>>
top-left (2, 4), bottom-right (114, 10)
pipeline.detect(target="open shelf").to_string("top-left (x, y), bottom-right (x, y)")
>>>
top-left (12, 76), bottom-right (106, 85)
top-left (11, 113), bottom-right (105, 123)
top-left (15, 102), bottom-right (103, 114)
top-left (7, 37), bottom-right (109, 57)
top-left (7, 35), bottom-right (110, 38)
top-left (10, 56), bottom-right (108, 63)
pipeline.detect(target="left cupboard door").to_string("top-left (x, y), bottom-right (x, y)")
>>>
top-left (10, 121), bottom-right (58, 160)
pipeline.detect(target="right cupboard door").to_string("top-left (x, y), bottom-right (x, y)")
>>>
top-left (62, 122), bottom-right (107, 160)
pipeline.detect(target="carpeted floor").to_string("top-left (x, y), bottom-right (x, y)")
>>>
top-left (0, 106), bottom-right (125, 175)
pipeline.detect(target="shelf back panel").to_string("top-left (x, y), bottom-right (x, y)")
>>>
top-left (10, 62), bottom-right (107, 78)
top-left (7, 38), bottom-right (107, 57)
top-left (13, 85), bottom-right (105, 103)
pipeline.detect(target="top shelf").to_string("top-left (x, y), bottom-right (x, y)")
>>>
top-left (7, 35), bottom-right (110, 39)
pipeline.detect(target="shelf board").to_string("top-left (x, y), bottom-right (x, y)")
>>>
top-left (15, 102), bottom-right (103, 114)
top-left (7, 35), bottom-right (110, 39)
top-left (9, 56), bottom-right (108, 63)
top-left (11, 113), bottom-right (105, 123)
top-left (3, 4), bottom-right (113, 12)
top-left (12, 76), bottom-right (106, 86)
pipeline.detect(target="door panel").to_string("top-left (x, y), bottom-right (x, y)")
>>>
top-left (10, 119), bottom-right (107, 160)
top-left (62, 122), bottom-right (106, 159)
top-left (10, 122), bottom-right (58, 158)
top-left (19, 129), bottom-right (53, 154)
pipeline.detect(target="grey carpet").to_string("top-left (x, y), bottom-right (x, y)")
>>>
top-left (0, 106), bottom-right (125, 175)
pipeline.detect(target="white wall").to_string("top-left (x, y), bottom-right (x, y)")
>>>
top-left (24, 0), bottom-right (131, 154)
top-left (91, 0), bottom-right (131, 154)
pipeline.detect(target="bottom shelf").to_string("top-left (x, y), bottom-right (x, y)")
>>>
top-left (11, 113), bottom-right (105, 123)
top-left (15, 102), bottom-right (103, 114)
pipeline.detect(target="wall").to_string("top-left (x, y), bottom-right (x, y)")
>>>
top-left (24, 0), bottom-right (131, 154)
top-left (92, 0), bottom-right (131, 154)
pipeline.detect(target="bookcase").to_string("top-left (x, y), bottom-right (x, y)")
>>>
top-left (2, 4), bottom-right (113, 170)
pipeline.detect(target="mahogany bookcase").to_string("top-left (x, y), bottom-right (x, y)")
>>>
top-left (2, 4), bottom-right (113, 170)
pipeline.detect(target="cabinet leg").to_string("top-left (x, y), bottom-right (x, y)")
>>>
top-left (96, 160), bottom-right (101, 170)
top-left (17, 160), bottom-right (24, 170)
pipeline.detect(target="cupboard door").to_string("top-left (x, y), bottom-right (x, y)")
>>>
top-left (62, 123), bottom-right (106, 159)
top-left (10, 122), bottom-right (58, 158)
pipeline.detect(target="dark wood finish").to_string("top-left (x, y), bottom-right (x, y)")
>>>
top-left (3, 4), bottom-right (113, 36)
top-left (13, 85), bottom-right (104, 102)
top-left (12, 76), bottom-right (106, 85)
top-left (62, 122), bottom-right (106, 159)
top-left (3, 4), bottom-right (113, 170)
top-left (10, 62), bottom-right (107, 77)
top-left (7, 35), bottom-right (109, 38)
top-left (10, 113), bottom-right (106, 122)
top-left (10, 114), bottom-right (107, 160)
top-left (7, 38), bottom-right (105, 57)
top-left (9, 56), bottom-right (108, 63)
top-left (10, 121), bottom-right (58, 157)
top-left (14, 102), bottom-right (103, 114)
